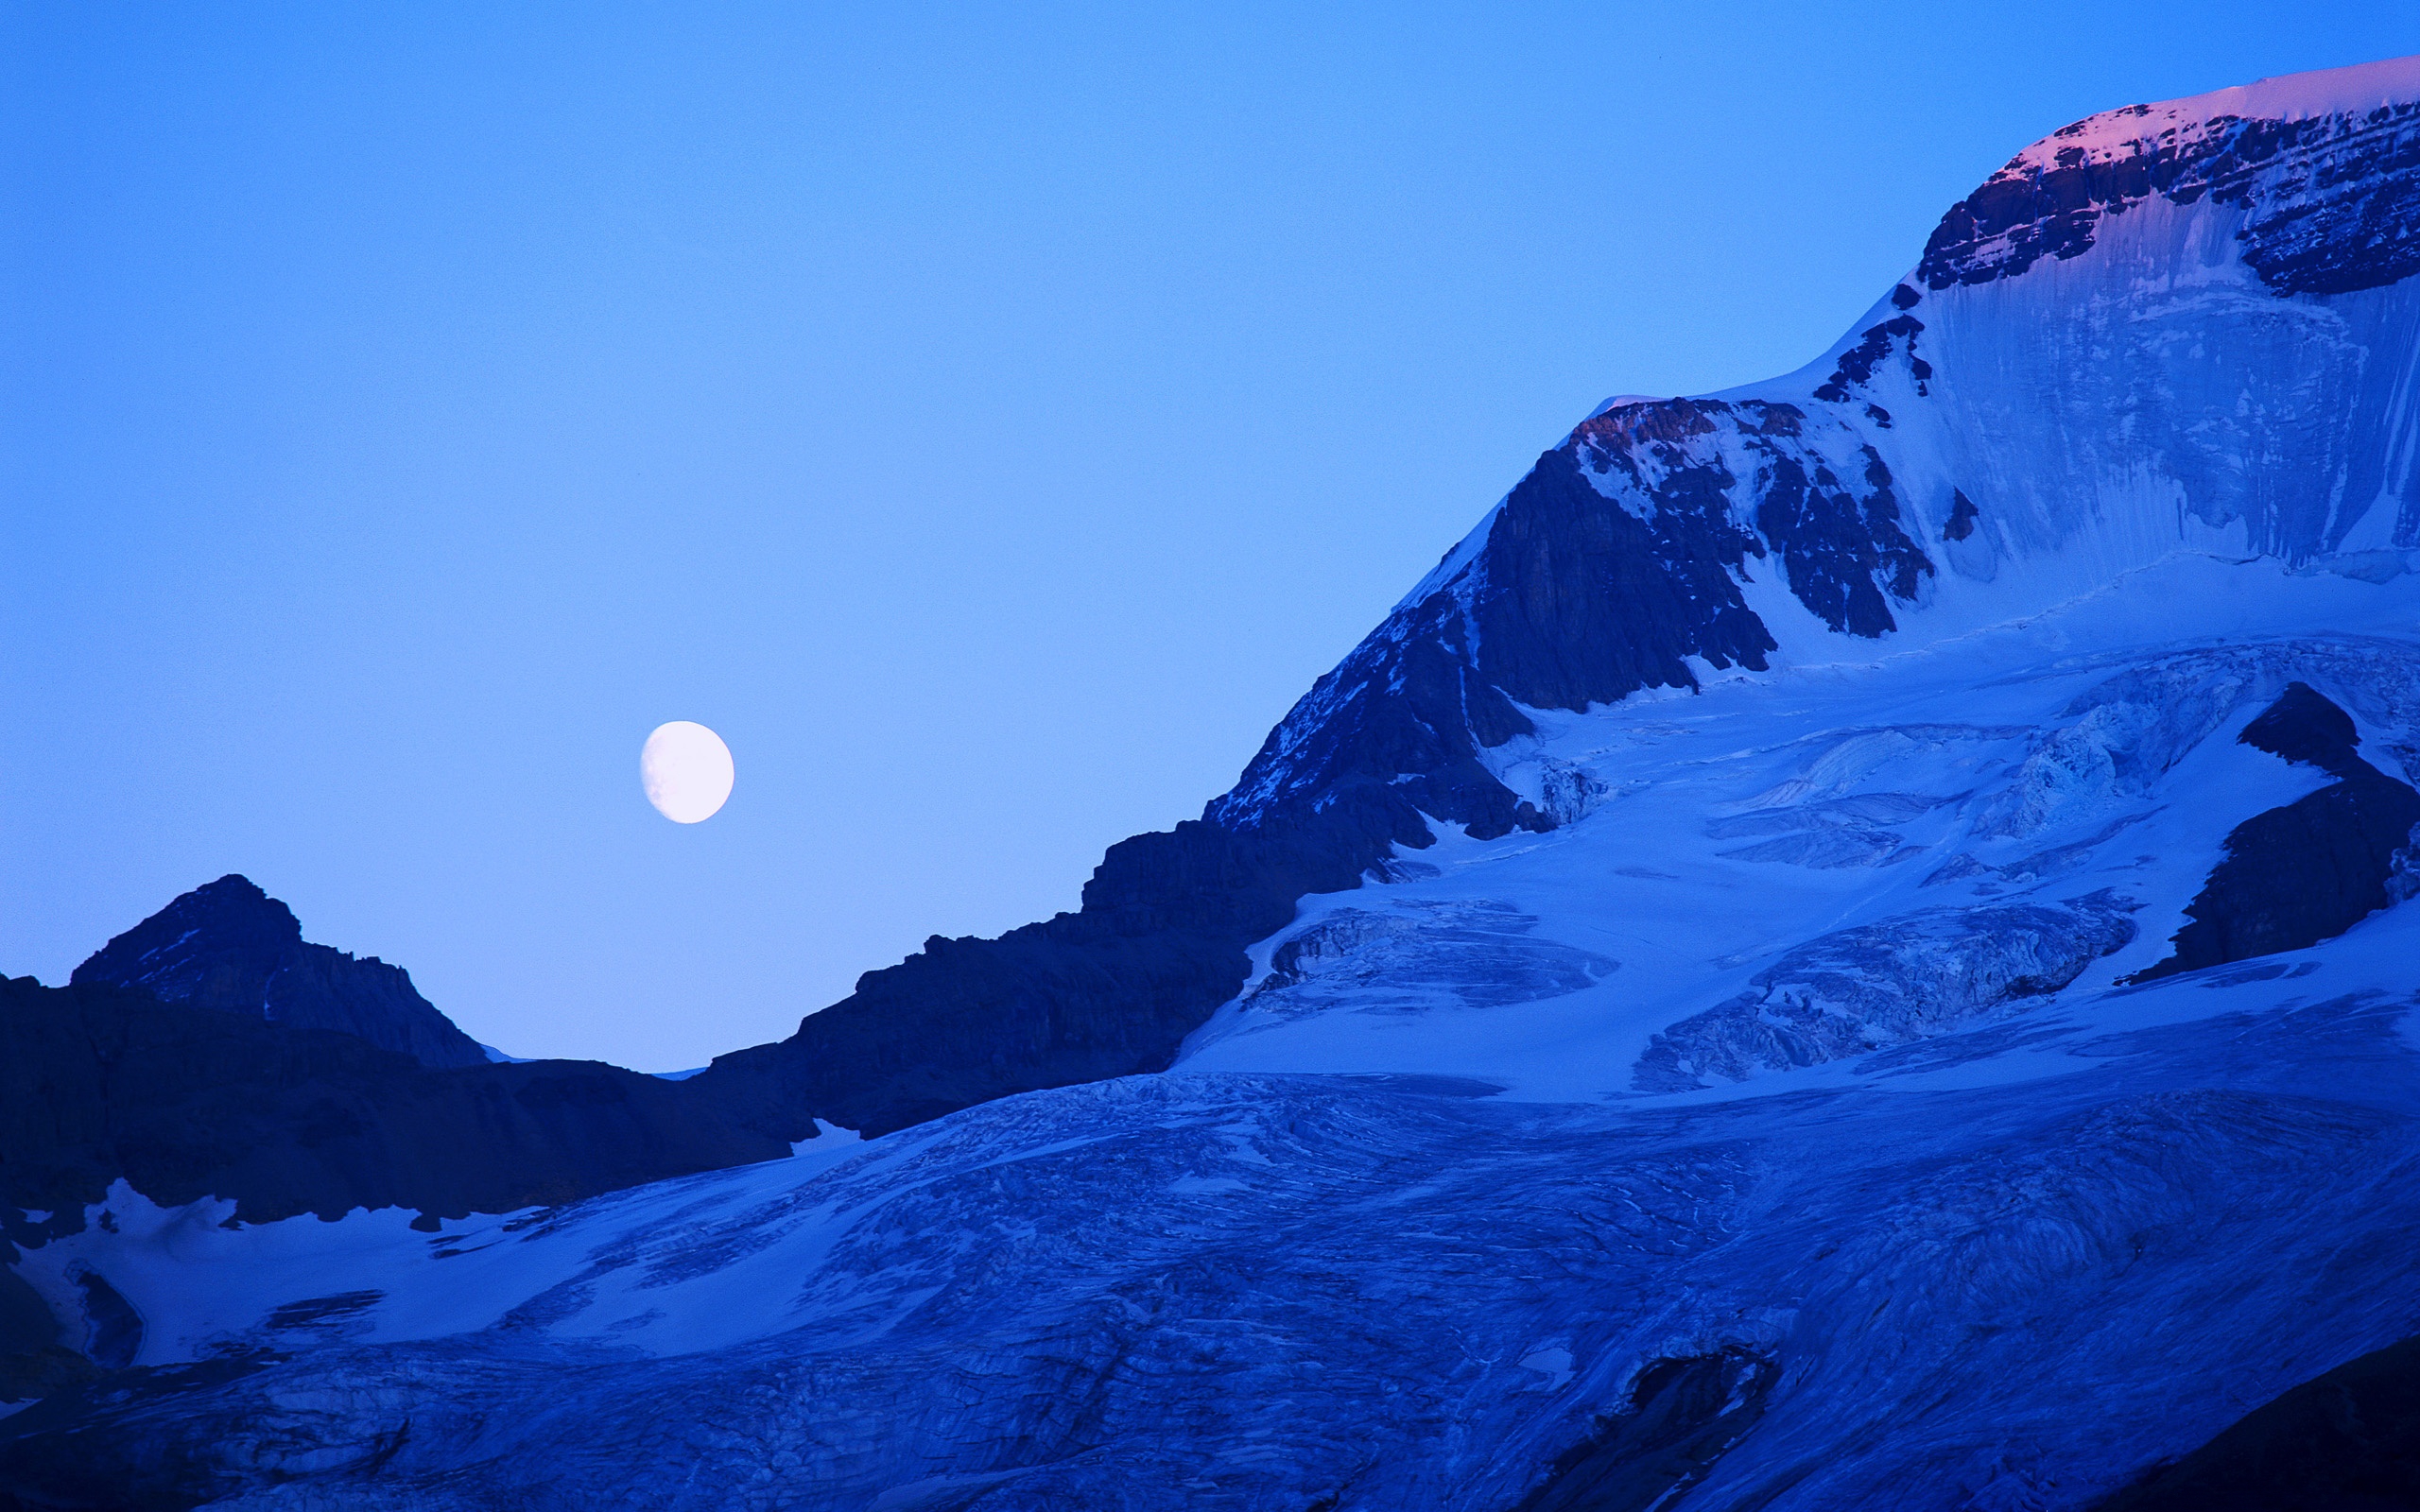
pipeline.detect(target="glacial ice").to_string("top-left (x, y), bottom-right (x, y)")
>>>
top-left (19, 556), bottom-right (2420, 1509)
top-left (1236, 898), bottom-right (1616, 1018)
top-left (1632, 891), bottom-right (2138, 1091)
top-left (19, 56), bottom-right (2420, 1511)
top-left (16, 922), bottom-right (2420, 1510)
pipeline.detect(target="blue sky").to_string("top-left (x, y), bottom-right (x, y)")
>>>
top-left (8, 3), bottom-right (2418, 1071)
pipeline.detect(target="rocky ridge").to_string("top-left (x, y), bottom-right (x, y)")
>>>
top-left (689, 59), bottom-right (2420, 1143)
top-left (16, 57), bottom-right (2420, 1510)
top-left (71, 875), bottom-right (488, 1070)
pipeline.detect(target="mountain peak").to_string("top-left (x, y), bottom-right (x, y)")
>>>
top-left (71, 877), bottom-right (487, 1069)
top-left (2015, 55), bottom-right (2420, 171)
top-left (1922, 53), bottom-right (2420, 298)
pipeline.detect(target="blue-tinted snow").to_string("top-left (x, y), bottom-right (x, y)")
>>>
top-left (18, 556), bottom-right (2420, 1508)
top-left (22, 56), bottom-right (2420, 1508)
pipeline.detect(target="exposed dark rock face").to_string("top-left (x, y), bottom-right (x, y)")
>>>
top-left (2092, 1332), bottom-right (2420, 1511)
top-left (0, 1348), bottom-right (99, 1414)
top-left (71, 876), bottom-right (487, 1070)
top-left (695, 396), bottom-right (1944, 1142)
top-left (1943, 489), bottom-right (1979, 541)
top-left (1512, 1349), bottom-right (1779, 1512)
top-left (2238, 679), bottom-right (2369, 774)
top-left (1919, 99), bottom-right (2420, 297)
top-left (0, 1269), bottom-right (87, 1414)
top-left (0, 976), bottom-right (790, 1229)
top-left (1751, 448), bottom-right (1929, 635)
top-left (1208, 398), bottom-right (1935, 844)
top-left (1813, 310), bottom-right (1930, 402)
top-left (69, 1270), bottom-right (140, 1371)
top-left (1473, 435), bottom-right (1781, 719)
top-left (691, 813), bottom-right (1392, 1137)
top-left (2134, 683), bottom-right (2420, 980)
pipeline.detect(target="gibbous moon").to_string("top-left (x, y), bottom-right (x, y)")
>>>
top-left (641, 722), bottom-right (735, 824)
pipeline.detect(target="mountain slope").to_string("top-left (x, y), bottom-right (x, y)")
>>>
top-left (0, 975), bottom-right (789, 1235)
top-left (15, 55), bottom-right (2420, 1512)
top-left (10, 904), bottom-right (2420, 1510)
top-left (7, 880), bottom-right (806, 1238)
top-left (692, 54), bottom-right (2420, 1143)
top-left (71, 876), bottom-right (489, 1070)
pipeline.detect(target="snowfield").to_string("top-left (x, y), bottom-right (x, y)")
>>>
top-left (17, 556), bottom-right (2420, 1510)
top-left (15, 55), bottom-right (2420, 1512)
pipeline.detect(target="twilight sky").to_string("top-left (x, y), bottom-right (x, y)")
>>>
top-left (8, 3), bottom-right (2418, 1072)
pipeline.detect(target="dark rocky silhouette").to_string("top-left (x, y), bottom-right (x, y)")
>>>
top-left (690, 816), bottom-right (1367, 1137)
top-left (691, 399), bottom-right (1941, 1141)
top-left (2134, 683), bottom-right (2420, 981)
top-left (0, 957), bottom-right (792, 1413)
top-left (2238, 679), bottom-right (2371, 775)
top-left (1813, 307), bottom-right (1931, 402)
top-left (0, 975), bottom-right (789, 1235)
top-left (2093, 1332), bottom-right (2420, 1511)
top-left (71, 876), bottom-right (487, 1070)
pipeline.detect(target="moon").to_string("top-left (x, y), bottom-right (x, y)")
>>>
top-left (640, 722), bottom-right (735, 824)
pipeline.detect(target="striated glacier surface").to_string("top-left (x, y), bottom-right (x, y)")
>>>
top-left (15, 55), bottom-right (2420, 1512)
top-left (14, 558), bottom-right (2420, 1511)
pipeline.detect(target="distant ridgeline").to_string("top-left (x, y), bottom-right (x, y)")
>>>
top-left (71, 875), bottom-right (490, 1070)
top-left (19, 58), bottom-right (2420, 1512)
top-left (17, 60), bottom-right (2420, 1229)
top-left (2, 880), bottom-right (788, 1239)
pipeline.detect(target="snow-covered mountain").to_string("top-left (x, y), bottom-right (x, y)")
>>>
top-left (12, 57), bottom-right (2420, 1511)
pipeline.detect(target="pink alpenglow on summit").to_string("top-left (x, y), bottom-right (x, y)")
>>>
top-left (19, 51), bottom-right (2420, 1512)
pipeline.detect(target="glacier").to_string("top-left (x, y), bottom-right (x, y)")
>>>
top-left (13, 55), bottom-right (2420, 1512)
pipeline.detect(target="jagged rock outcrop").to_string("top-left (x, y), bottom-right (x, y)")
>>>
top-left (71, 875), bottom-right (487, 1070)
top-left (20, 59), bottom-right (2420, 1512)
top-left (2134, 682), bottom-right (2420, 979)
top-left (688, 816), bottom-right (1367, 1137)
top-left (690, 60), bottom-right (2420, 1144)
top-left (1512, 1349), bottom-right (1781, 1512)
top-left (1919, 88), bottom-right (2420, 298)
